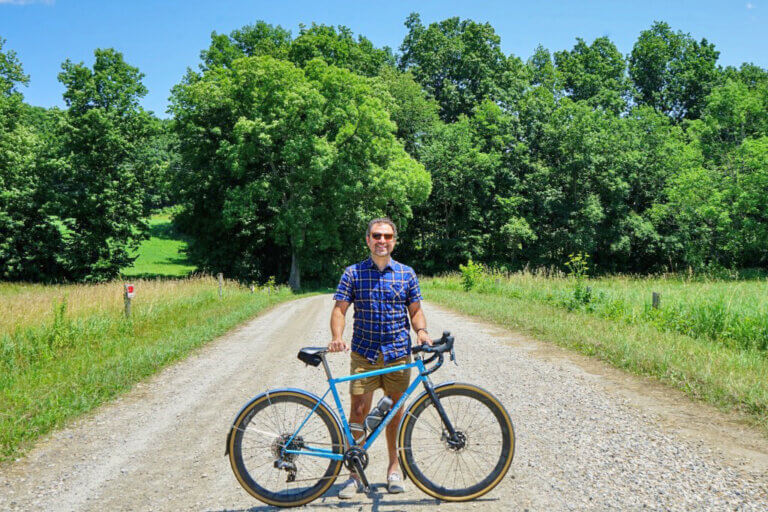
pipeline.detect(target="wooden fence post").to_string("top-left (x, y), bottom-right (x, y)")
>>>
top-left (124, 283), bottom-right (135, 318)
top-left (217, 273), bottom-right (223, 299)
top-left (652, 292), bottom-right (660, 309)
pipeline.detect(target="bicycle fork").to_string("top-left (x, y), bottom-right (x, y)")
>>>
top-left (422, 377), bottom-right (465, 449)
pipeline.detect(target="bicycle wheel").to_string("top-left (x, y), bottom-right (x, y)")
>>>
top-left (398, 382), bottom-right (514, 501)
top-left (228, 389), bottom-right (344, 507)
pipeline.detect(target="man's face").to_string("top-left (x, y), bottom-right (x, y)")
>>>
top-left (366, 222), bottom-right (396, 258)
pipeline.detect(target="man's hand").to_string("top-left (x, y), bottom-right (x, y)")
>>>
top-left (408, 302), bottom-right (432, 346)
top-left (328, 338), bottom-right (349, 352)
top-left (416, 329), bottom-right (432, 346)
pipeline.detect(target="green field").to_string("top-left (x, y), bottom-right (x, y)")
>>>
top-left (121, 213), bottom-right (196, 278)
top-left (1, 215), bottom-right (313, 462)
top-left (0, 277), bottom-right (297, 461)
top-left (423, 272), bottom-right (768, 433)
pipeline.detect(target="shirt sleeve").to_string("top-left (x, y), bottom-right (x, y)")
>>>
top-left (405, 270), bottom-right (423, 305)
top-left (333, 268), bottom-right (355, 302)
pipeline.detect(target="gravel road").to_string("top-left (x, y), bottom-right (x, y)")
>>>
top-left (1, 294), bottom-right (767, 511)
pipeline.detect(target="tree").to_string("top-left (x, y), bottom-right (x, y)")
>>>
top-left (511, 99), bottom-right (692, 271)
top-left (727, 137), bottom-right (768, 266)
top-left (132, 118), bottom-right (182, 211)
top-left (376, 66), bottom-right (440, 155)
top-left (527, 45), bottom-right (556, 91)
top-left (0, 37), bottom-right (27, 96)
top-left (722, 63), bottom-right (768, 89)
top-left (554, 37), bottom-right (629, 112)
top-left (198, 21), bottom-right (394, 78)
top-left (399, 13), bottom-right (525, 122)
top-left (0, 38), bottom-right (65, 280)
top-left (288, 23), bottom-right (394, 76)
top-left (629, 21), bottom-right (720, 121)
top-left (170, 56), bottom-right (430, 288)
top-left (56, 48), bottom-right (152, 281)
top-left (694, 79), bottom-right (768, 165)
top-left (399, 100), bottom-right (535, 273)
top-left (199, 21), bottom-right (292, 71)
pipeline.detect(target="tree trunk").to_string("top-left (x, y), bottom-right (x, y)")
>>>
top-left (288, 246), bottom-right (301, 291)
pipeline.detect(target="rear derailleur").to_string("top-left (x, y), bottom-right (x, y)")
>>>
top-left (273, 434), bottom-right (303, 482)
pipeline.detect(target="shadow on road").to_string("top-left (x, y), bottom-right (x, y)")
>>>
top-left (211, 482), bottom-right (500, 511)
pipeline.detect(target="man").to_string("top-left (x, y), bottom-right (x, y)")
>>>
top-left (328, 217), bottom-right (432, 499)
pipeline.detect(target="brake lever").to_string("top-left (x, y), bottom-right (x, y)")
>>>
top-left (450, 347), bottom-right (457, 365)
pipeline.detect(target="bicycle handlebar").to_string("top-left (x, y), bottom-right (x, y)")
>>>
top-left (412, 331), bottom-right (456, 375)
top-left (412, 331), bottom-right (454, 354)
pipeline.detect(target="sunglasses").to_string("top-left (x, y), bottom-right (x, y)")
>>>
top-left (371, 232), bottom-right (394, 241)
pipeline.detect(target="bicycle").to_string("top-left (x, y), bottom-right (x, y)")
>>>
top-left (225, 331), bottom-right (515, 507)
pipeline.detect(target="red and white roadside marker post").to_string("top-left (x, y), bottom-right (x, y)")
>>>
top-left (124, 283), bottom-right (136, 318)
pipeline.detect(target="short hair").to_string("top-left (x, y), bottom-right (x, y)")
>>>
top-left (366, 217), bottom-right (398, 238)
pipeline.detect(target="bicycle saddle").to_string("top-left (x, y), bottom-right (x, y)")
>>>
top-left (297, 347), bottom-right (328, 367)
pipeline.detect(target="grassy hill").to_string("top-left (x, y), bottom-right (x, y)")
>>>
top-left (121, 212), bottom-right (196, 278)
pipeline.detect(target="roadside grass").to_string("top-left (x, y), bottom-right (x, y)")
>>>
top-left (422, 277), bottom-right (768, 434)
top-left (433, 271), bottom-right (768, 352)
top-left (0, 277), bottom-right (299, 461)
top-left (121, 212), bottom-right (196, 278)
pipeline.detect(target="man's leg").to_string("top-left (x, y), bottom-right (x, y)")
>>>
top-left (338, 391), bottom-right (373, 499)
top-left (382, 354), bottom-right (411, 493)
top-left (350, 392), bottom-right (374, 440)
top-left (385, 391), bottom-right (404, 476)
top-left (348, 392), bottom-right (373, 479)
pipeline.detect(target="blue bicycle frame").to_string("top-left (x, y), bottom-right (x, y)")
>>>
top-left (281, 356), bottom-right (430, 461)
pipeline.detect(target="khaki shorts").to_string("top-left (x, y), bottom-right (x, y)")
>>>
top-left (349, 351), bottom-right (412, 395)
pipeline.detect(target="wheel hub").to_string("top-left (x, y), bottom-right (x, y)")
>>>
top-left (442, 430), bottom-right (467, 451)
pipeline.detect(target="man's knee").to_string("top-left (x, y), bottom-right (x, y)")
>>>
top-left (350, 393), bottom-right (372, 418)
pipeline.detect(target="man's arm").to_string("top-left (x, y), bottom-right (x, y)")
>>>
top-left (408, 301), bottom-right (432, 346)
top-left (328, 300), bottom-right (351, 352)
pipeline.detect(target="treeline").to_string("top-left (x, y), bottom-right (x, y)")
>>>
top-left (1, 15), bottom-right (767, 285)
top-left (0, 41), bottom-right (177, 281)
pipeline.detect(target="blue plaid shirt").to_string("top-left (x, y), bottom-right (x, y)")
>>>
top-left (333, 257), bottom-right (423, 363)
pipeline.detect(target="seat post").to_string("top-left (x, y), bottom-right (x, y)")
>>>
top-left (320, 353), bottom-right (333, 381)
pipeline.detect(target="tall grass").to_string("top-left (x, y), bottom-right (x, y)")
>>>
top-left (0, 277), bottom-right (296, 461)
top-left (430, 270), bottom-right (768, 352)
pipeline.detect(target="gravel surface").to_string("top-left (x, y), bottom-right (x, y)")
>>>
top-left (1, 294), bottom-right (767, 511)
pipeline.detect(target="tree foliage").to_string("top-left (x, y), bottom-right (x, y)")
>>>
top-left (629, 21), bottom-right (720, 121)
top-left (199, 21), bottom-right (393, 77)
top-left (399, 13), bottom-right (526, 122)
top-left (4, 16), bottom-right (768, 284)
top-left (554, 37), bottom-right (629, 112)
top-left (0, 39), bottom-right (66, 280)
top-left (170, 55), bottom-right (430, 287)
top-left (55, 48), bottom-right (153, 281)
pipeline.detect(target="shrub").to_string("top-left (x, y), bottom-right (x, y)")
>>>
top-left (459, 259), bottom-right (484, 291)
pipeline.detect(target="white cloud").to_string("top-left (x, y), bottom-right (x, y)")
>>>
top-left (746, 2), bottom-right (755, 9)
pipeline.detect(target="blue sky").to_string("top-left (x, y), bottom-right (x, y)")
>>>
top-left (1, 0), bottom-right (765, 117)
